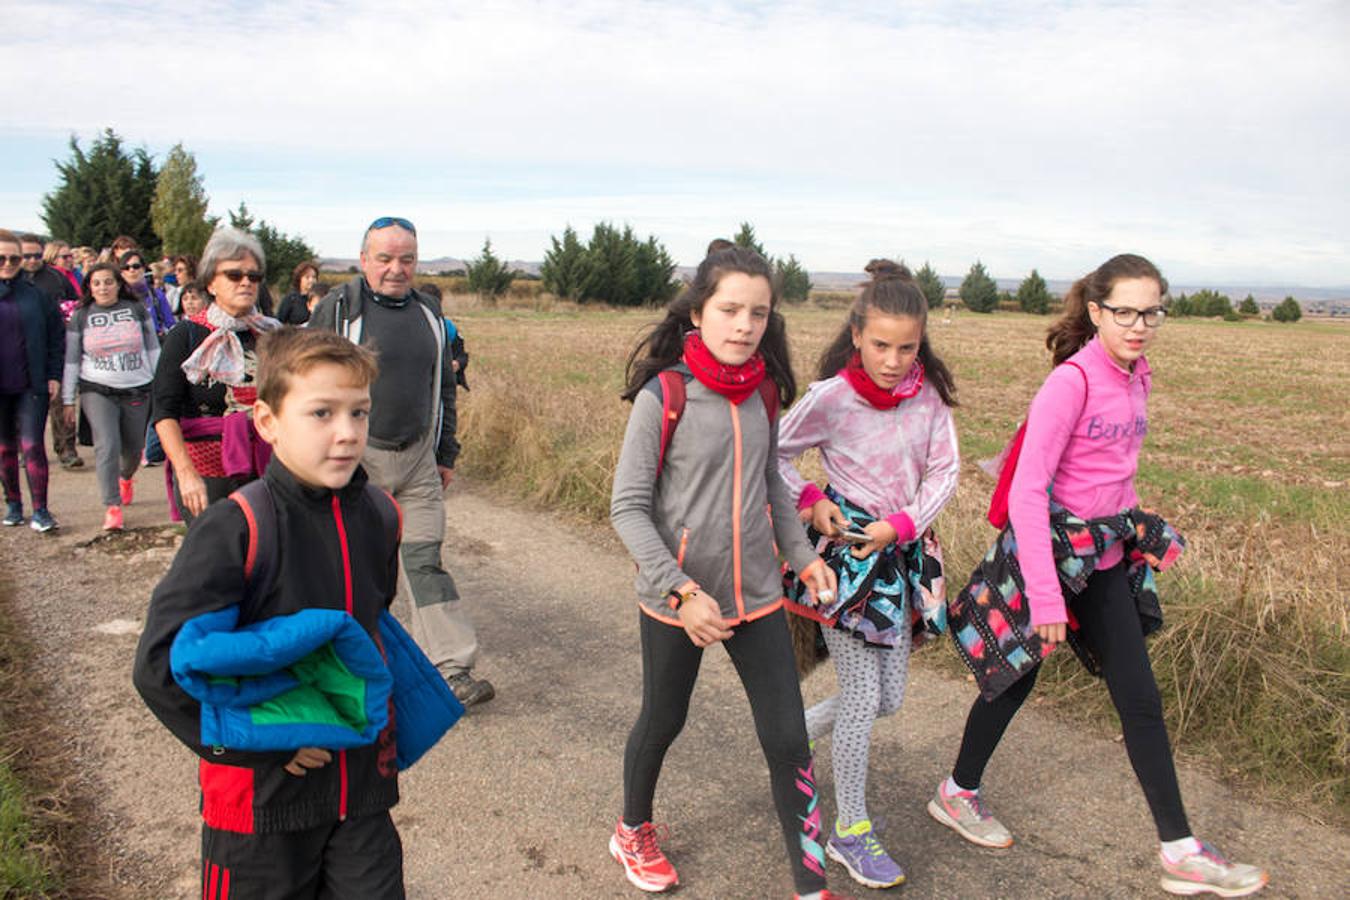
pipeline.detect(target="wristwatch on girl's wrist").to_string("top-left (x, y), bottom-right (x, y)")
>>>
top-left (668, 586), bottom-right (696, 610)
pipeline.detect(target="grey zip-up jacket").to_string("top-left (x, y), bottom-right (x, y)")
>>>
top-left (610, 373), bottom-right (821, 625)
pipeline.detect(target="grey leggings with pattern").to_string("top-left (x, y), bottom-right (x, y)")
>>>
top-left (804, 621), bottom-right (912, 828)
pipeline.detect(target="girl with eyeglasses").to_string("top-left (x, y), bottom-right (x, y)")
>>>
top-left (930, 254), bottom-right (1268, 897)
top-left (119, 250), bottom-right (176, 338)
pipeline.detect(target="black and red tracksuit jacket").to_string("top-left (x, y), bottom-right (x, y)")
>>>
top-left (133, 460), bottom-right (402, 833)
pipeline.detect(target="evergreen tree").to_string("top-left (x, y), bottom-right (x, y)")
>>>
top-left (732, 222), bottom-right (767, 259)
top-left (1015, 268), bottom-right (1051, 314)
top-left (1188, 289), bottom-right (1234, 318)
top-left (465, 238), bottom-right (517, 305)
top-left (1170, 292), bottom-right (1192, 316)
top-left (959, 261), bottom-right (999, 313)
top-left (775, 254), bottom-right (812, 303)
top-left (580, 222), bottom-right (639, 306)
top-left (151, 143), bottom-right (216, 257)
top-left (632, 235), bottom-right (680, 307)
top-left (41, 128), bottom-right (159, 252)
top-left (1238, 294), bottom-right (1260, 316)
top-left (1271, 296), bottom-right (1302, 322)
top-left (224, 201), bottom-right (316, 290)
top-left (915, 261), bottom-right (945, 308)
top-left (539, 225), bottom-right (591, 301)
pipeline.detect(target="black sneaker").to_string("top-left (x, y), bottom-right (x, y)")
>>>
top-left (446, 672), bottom-right (496, 708)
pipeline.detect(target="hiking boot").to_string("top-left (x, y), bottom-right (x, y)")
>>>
top-left (60, 452), bottom-right (83, 468)
top-left (1160, 842), bottom-right (1268, 897)
top-left (119, 478), bottom-right (135, 505)
top-left (926, 780), bottom-right (1013, 848)
top-left (103, 506), bottom-right (124, 531)
top-left (609, 820), bottom-right (678, 892)
top-left (446, 671), bottom-right (495, 708)
top-left (29, 508), bottom-right (59, 533)
top-left (826, 820), bottom-right (905, 888)
top-left (3, 502), bottom-right (23, 526)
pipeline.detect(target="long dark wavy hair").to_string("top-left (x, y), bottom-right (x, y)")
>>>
top-left (79, 261), bottom-right (136, 307)
top-left (816, 259), bottom-right (957, 406)
top-left (1046, 254), bottom-right (1167, 366)
top-left (621, 244), bottom-right (797, 406)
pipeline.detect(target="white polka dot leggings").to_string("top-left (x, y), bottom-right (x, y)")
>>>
top-left (804, 620), bottom-right (912, 828)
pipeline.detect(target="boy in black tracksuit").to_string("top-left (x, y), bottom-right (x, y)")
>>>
top-left (133, 328), bottom-right (405, 899)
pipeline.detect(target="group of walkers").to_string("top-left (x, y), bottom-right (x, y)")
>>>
top-left (608, 245), bottom-right (1268, 899)
top-left (6, 217), bottom-right (1269, 898)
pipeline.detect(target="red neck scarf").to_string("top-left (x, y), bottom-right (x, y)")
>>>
top-left (682, 330), bottom-right (766, 405)
top-left (842, 353), bottom-right (925, 409)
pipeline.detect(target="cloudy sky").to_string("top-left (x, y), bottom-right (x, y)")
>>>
top-left (4, 0), bottom-right (1348, 286)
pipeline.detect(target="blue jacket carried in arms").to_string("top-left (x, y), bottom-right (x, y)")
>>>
top-left (172, 605), bottom-right (461, 770)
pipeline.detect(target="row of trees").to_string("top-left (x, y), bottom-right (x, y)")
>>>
top-left (39, 129), bottom-right (316, 288)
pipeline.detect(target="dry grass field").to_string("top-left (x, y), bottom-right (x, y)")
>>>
top-left (441, 294), bottom-right (1349, 822)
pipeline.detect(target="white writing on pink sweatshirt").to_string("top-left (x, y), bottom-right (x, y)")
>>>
top-left (1009, 336), bottom-right (1151, 626)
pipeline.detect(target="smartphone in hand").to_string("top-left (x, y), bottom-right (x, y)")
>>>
top-left (837, 528), bottom-right (871, 545)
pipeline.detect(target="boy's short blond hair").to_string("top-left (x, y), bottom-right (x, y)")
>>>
top-left (256, 327), bottom-right (379, 412)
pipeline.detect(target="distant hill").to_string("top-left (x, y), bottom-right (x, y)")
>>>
top-left (319, 258), bottom-right (1349, 312)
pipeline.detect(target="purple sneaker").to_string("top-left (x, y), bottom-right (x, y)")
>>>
top-left (826, 820), bottom-right (905, 889)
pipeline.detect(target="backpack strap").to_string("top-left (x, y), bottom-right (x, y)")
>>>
top-left (229, 480), bottom-right (278, 612)
top-left (640, 369), bottom-right (689, 479)
top-left (757, 379), bottom-right (780, 422)
top-left (643, 367), bottom-right (781, 479)
top-left (229, 480), bottom-right (402, 611)
top-left (985, 360), bottom-right (1089, 528)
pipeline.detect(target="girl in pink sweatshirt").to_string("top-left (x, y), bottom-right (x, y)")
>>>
top-left (928, 254), bottom-right (1267, 897)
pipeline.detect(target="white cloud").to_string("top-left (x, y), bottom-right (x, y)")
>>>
top-left (4, 0), bottom-right (1348, 283)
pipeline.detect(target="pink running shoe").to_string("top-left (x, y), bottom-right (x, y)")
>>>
top-left (103, 506), bottom-right (124, 531)
top-left (609, 820), bottom-right (678, 892)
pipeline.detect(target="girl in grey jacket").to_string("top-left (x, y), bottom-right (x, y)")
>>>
top-left (608, 245), bottom-right (841, 900)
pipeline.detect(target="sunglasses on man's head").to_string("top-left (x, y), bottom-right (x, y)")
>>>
top-left (367, 216), bottom-right (416, 235)
top-left (219, 270), bottom-right (264, 284)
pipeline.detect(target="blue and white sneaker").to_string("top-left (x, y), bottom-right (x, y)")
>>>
top-left (29, 508), bottom-right (58, 533)
top-left (2, 502), bottom-right (23, 526)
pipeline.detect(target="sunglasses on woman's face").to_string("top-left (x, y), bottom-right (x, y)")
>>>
top-left (219, 270), bottom-right (264, 284)
top-left (122, 262), bottom-right (145, 271)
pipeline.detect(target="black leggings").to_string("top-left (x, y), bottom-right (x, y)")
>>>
top-left (623, 608), bottom-right (826, 894)
top-left (951, 562), bottom-right (1192, 841)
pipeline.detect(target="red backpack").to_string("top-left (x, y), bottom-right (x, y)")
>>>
top-left (985, 361), bottom-right (1087, 528)
top-left (643, 366), bottom-right (781, 477)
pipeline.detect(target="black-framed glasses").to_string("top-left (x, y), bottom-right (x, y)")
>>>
top-left (1097, 301), bottom-right (1166, 328)
top-left (219, 270), bottom-right (264, 284)
top-left (1, 255), bottom-right (21, 266)
top-left (367, 216), bottom-right (416, 235)
top-left (122, 261), bottom-right (145, 271)
top-left (21, 253), bottom-right (42, 261)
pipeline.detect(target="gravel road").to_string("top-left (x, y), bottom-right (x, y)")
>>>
top-left (1, 464), bottom-right (1345, 899)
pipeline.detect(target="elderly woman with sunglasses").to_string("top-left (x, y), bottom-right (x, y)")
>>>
top-left (119, 249), bottom-right (176, 338)
top-left (151, 227), bottom-right (279, 521)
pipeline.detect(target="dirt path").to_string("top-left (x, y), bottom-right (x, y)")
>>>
top-left (3, 464), bottom-right (1346, 899)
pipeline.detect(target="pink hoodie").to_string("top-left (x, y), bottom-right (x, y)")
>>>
top-left (1009, 336), bottom-right (1151, 626)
